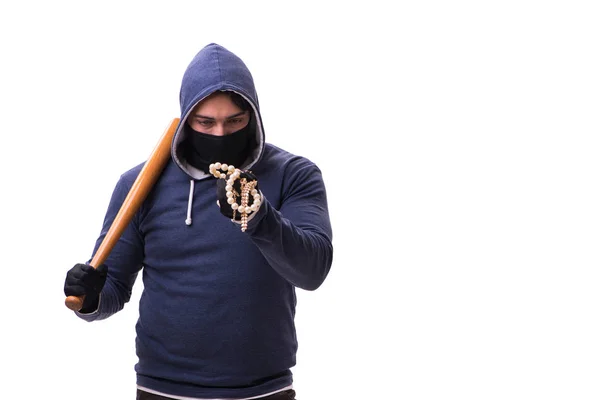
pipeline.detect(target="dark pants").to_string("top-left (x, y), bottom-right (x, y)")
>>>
top-left (137, 388), bottom-right (296, 400)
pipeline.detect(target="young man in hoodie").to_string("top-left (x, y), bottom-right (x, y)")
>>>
top-left (63, 43), bottom-right (333, 400)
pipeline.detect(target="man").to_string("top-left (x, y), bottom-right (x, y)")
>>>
top-left (64, 43), bottom-right (333, 399)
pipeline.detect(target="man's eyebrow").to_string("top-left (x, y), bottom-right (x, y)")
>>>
top-left (193, 111), bottom-right (248, 120)
top-left (226, 111), bottom-right (248, 119)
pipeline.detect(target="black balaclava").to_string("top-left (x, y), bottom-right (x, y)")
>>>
top-left (182, 120), bottom-right (253, 173)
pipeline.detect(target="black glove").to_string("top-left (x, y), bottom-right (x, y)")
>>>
top-left (216, 170), bottom-right (260, 220)
top-left (64, 263), bottom-right (108, 312)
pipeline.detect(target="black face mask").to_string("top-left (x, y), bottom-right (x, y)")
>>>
top-left (183, 122), bottom-right (252, 172)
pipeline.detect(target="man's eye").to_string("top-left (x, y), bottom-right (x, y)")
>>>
top-left (228, 118), bottom-right (242, 124)
top-left (198, 120), bottom-right (214, 126)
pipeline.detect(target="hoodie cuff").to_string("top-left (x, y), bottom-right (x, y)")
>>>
top-left (75, 293), bottom-right (102, 319)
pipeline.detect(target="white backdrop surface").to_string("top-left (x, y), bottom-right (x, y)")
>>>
top-left (0, 1), bottom-right (599, 399)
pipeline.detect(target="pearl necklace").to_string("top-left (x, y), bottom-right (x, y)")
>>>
top-left (209, 162), bottom-right (262, 232)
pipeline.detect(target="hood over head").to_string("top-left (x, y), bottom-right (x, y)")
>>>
top-left (172, 43), bottom-right (265, 179)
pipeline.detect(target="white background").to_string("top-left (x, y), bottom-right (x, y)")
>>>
top-left (1, 1), bottom-right (599, 399)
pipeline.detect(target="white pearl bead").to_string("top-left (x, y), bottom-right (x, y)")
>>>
top-left (250, 204), bottom-right (258, 212)
top-left (221, 164), bottom-right (228, 171)
top-left (225, 185), bottom-right (233, 191)
top-left (215, 171), bottom-right (222, 178)
top-left (227, 197), bottom-right (235, 204)
top-left (215, 162), bottom-right (221, 170)
top-left (232, 203), bottom-right (239, 210)
top-left (251, 189), bottom-right (258, 196)
top-left (226, 191), bottom-right (233, 198)
top-left (228, 165), bottom-right (235, 173)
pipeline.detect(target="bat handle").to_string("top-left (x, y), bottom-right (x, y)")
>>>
top-left (65, 256), bottom-right (98, 312)
top-left (65, 295), bottom-right (85, 311)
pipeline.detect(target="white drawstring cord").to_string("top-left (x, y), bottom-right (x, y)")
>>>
top-left (185, 179), bottom-right (194, 226)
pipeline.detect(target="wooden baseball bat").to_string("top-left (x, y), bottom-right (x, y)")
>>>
top-left (65, 117), bottom-right (180, 311)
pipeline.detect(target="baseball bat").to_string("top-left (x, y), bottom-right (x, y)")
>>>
top-left (65, 117), bottom-right (180, 311)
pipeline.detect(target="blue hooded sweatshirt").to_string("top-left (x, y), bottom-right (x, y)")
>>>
top-left (75, 43), bottom-right (333, 399)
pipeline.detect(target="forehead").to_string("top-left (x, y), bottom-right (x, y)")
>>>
top-left (192, 92), bottom-right (241, 115)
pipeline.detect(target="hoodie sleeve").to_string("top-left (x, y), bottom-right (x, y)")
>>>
top-left (245, 158), bottom-right (333, 290)
top-left (75, 174), bottom-right (145, 321)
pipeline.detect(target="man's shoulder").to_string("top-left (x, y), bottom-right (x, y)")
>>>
top-left (118, 161), bottom-right (146, 184)
top-left (262, 143), bottom-right (317, 170)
